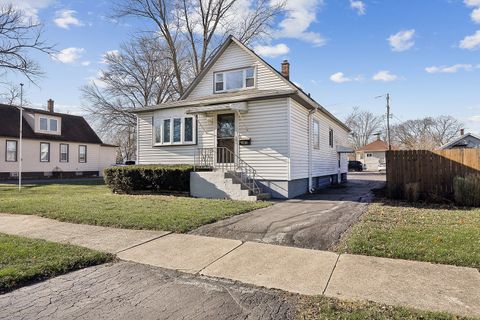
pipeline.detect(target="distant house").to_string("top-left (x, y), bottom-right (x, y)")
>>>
top-left (134, 36), bottom-right (351, 200)
top-left (440, 131), bottom-right (480, 149)
top-left (356, 139), bottom-right (389, 171)
top-left (0, 101), bottom-right (117, 180)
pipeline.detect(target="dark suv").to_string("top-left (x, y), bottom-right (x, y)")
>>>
top-left (348, 160), bottom-right (364, 172)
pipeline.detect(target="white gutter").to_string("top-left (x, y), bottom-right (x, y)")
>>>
top-left (307, 108), bottom-right (316, 193)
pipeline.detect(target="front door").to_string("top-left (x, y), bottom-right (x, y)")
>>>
top-left (217, 113), bottom-right (235, 163)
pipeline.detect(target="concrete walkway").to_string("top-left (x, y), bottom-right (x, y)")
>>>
top-left (0, 213), bottom-right (479, 318)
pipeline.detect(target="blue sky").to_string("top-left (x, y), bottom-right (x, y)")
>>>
top-left (3, 0), bottom-right (480, 134)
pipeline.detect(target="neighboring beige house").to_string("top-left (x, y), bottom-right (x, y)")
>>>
top-left (356, 139), bottom-right (389, 171)
top-left (134, 36), bottom-right (351, 200)
top-left (0, 101), bottom-right (117, 180)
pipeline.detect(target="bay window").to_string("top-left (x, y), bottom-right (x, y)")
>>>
top-left (153, 116), bottom-right (196, 146)
top-left (214, 67), bottom-right (255, 93)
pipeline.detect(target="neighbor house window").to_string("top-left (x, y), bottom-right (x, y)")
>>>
top-left (214, 67), bottom-right (255, 93)
top-left (6, 140), bottom-right (17, 162)
top-left (60, 144), bottom-right (69, 162)
top-left (313, 120), bottom-right (320, 149)
top-left (39, 116), bottom-right (59, 132)
top-left (367, 153), bottom-right (373, 157)
top-left (79, 145), bottom-right (87, 163)
top-left (329, 129), bottom-right (334, 148)
top-left (153, 116), bottom-right (196, 146)
top-left (40, 142), bottom-right (50, 162)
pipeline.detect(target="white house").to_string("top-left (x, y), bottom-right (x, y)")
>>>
top-left (134, 36), bottom-right (351, 199)
top-left (0, 101), bottom-right (117, 180)
top-left (355, 139), bottom-right (389, 171)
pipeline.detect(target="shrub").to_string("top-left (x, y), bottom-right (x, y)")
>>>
top-left (453, 174), bottom-right (480, 207)
top-left (104, 165), bottom-right (193, 194)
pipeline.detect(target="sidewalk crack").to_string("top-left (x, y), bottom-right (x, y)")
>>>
top-left (322, 254), bottom-right (340, 295)
top-left (197, 241), bottom-right (245, 275)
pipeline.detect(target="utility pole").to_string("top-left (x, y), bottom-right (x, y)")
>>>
top-left (386, 93), bottom-right (392, 150)
top-left (18, 83), bottom-right (24, 191)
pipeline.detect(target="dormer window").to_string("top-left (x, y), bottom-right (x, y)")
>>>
top-left (36, 115), bottom-right (60, 134)
top-left (214, 67), bottom-right (255, 93)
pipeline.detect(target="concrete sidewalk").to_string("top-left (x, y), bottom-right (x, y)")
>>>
top-left (0, 213), bottom-right (479, 318)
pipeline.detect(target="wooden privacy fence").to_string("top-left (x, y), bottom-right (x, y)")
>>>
top-left (386, 149), bottom-right (480, 200)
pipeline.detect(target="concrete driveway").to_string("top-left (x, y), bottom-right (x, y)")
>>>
top-left (191, 173), bottom-right (385, 250)
top-left (0, 262), bottom-right (297, 320)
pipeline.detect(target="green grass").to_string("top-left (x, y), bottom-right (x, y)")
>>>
top-left (0, 182), bottom-right (271, 233)
top-left (0, 233), bottom-right (113, 293)
top-left (297, 296), bottom-right (475, 320)
top-left (336, 199), bottom-right (480, 269)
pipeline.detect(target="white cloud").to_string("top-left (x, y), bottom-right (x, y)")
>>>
top-left (465, 0), bottom-right (480, 7)
top-left (472, 8), bottom-right (480, 23)
top-left (469, 115), bottom-right (480, 122)
top-left (330, 72), bottom-right (362, 83)
top-left (81, 61), bottom-right (91, 66)
top-left (254, 43), bottom-right (290, 57)
top-left (459, 30), bottom-right (480, 49)
top-left (425, 64), bottom-right (477, 73)
top-left (54, 9), bottom-right (84, 29)
top-left (53, 47), bottom-right (85, 64)
top-left (272, 0), bottom-right (326, 47)
top-left (372, 70), bottom-right (398, 82)
top-left (86, 71), bottom-right (107, 88)
top-left (349, 0), bottom-right (366, 15)
top-left (100, 50), bottom-right (120, 63)
top-left (388, 29), bottom-right (415, 52)
top-left (3, 0), bottom-right (55, 22)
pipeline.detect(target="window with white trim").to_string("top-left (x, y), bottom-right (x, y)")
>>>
top-left (60, 144), bottom-right (69, 162)
top-left (6, 140), bottom-right (17, 162)
top-left (313, 120), bottom-right (320, 149)
top-left (38, 116), bottom-right (59, 133)
top-left (153, 116), bottom-right (196, 146)
top-left (214, 67), bottom-right (255, 93)
top-left (40, 142), bottom-right (50, 162)
top-left (79, 145), bottom-right (87, 163)
top-left (329, 128), bottom-right (334, 148)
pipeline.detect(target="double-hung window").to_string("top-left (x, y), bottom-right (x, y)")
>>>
top-left (313, 120), bottom-right (320, 149)
top-left (6, 140), bottom-right (17, 162)
top-left (153, 116), bottom-right (196, 146)
top-left (79, 145), bottom-right (87, 163)
top-left (60, 144), bottom-right (69, 162)
top-left (40, 142), bottom-right (50, 162)
top-left (214, 67), bottom-right (255, 93)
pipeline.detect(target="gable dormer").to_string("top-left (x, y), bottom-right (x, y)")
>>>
top-left (34, 113), bottom-right (61, 135)
top-left (184, 37), bottom-right (292, 100)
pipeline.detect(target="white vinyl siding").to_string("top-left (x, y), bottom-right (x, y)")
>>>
top-left (188, 42), bottom-right (291, 99)
top-left (137, 108), bottom-right (214, 165)
top-left (238, 98), bottom-right (289, 180)
top-left (289, 98), bottom-right (349, 180)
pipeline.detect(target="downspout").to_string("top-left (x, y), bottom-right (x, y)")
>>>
top-left (308, 108), bottom-right (316, 193)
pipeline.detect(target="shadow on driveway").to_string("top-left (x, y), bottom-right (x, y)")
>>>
top-left (191, 173), bottom-right (386, 250)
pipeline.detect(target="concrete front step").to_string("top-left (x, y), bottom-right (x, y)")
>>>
top-left (190, 171), bottom-right (270, 201)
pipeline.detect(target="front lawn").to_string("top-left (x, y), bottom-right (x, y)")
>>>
top-left (0, 233), bottom-right (113, 293)
top-left (0, 182), bottom-right (271, 233)
top-left (297, 296), bottom-right (475, 320)
top-left (336, 200), bottom-right (480, 269)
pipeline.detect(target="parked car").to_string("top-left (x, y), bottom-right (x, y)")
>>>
top-left (348, 160), bottom-right (364, 172)
top-left (378, 162), bottom-right (386, 172)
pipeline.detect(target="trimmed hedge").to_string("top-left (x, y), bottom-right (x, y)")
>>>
top-left (104, 165), bottom-right (193, 194)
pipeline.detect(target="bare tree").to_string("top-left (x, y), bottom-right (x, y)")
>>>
top-left (0, 82), bottom-right (29, 105)
top-left (0, 4), bottom-right (54, 82)
top-left (114, 0), bottom-right (284, 95)
top-left (81, 36), bottom-right (177, 161)
top-left (344, 107), bottom-right (384, 150)
top-left (391, 116), bottom-right (463, 150)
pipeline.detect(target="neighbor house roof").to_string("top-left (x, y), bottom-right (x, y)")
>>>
top-left (357, 140), bottom-right (389, 152)
top-left (135, 35), bottom-right (350, 132)
top-left (0, 104), bottom-right (104, 144)
top-left (440, 132), bottom-right (480, 149)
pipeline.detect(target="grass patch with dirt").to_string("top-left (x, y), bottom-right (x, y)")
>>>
top-left (336, 199), bottom-right (480, 269)
top-left (297, 296), bottom-right (475, 320)
top-left (0, 181), bottom-right (271, 233)
top-left (0, 233), bottom-right (113, 293)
